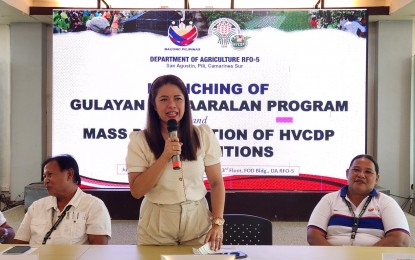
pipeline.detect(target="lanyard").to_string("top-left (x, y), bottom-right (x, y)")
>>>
top-left (42, 205), bottom-right (72, 244)
top-left (342, 196), bottom-right (372, 244)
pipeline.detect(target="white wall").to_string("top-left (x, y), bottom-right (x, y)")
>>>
top-left (372, 20), bottom-right (413, 204)
top-left (9, 23), bottom-right (47, 200)
top-left (0, 25), bottom-right (11, 192)
top-left (413, 21), bottom-right (415, 56)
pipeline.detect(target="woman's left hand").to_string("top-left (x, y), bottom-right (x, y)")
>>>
top-left (205, 224), bottom-right (224, 251)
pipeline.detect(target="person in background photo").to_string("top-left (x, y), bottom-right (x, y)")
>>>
top-left (342, 14), bottom-right (366, 36)
top-left (86, 16), bottom-right (111, 34)
top-left (126, 74), bottom-right (225, 250)
top-left (13, 154), bottom-right (111, 245)
top-left (0, 211), bottom-right (15, 243)
top-left (309, 15), bottom-right (318, 28)
top-left (110, 12), bottom-right (120, 33)
top-left (307, 154), bottom-right (410, 247)
top-left (337, 15), bottom-right (348, 30)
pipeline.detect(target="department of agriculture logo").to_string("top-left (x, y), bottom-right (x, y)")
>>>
top-left (208, 18), bottom-right (249, 50)
top-left (168, 19), bottom-right (198, 46)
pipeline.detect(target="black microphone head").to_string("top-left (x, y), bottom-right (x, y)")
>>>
top-left (167, 119), bottom-right (178, 133)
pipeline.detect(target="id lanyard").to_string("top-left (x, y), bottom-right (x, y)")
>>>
top-left (42, 205), bottom-right (72, 244)
top-left (342, 196), bottom-right (372, 245)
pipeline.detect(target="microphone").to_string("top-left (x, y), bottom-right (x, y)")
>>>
top-left (167, 119), bottom-right (181, 170)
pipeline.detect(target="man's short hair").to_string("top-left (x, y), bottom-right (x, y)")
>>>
top-left (41, 154), bottom-right (81, 185)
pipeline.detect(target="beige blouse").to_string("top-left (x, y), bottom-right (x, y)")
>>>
top-left (126, 124), bottom-right (221, 204)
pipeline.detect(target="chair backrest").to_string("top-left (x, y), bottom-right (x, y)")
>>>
top-left (222, 214), bottom-right (273, 245)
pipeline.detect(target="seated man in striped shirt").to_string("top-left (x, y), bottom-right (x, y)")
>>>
top-left (307, 154), bottom-right (410, 247)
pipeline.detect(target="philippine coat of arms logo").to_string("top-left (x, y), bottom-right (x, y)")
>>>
top-left (208, 18), bottom-right (249, 50)
top-left (168, 19), bottom-right (198, 46)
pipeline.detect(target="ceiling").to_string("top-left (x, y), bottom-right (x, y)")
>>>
top-left (1, 0), bottom-right (415, 25)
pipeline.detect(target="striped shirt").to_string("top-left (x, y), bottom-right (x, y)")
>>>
top-left (308, 186), bottom-right (410, 246)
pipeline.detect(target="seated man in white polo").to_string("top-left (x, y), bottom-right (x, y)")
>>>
top-left (13, 154), bottom-right (111, 245)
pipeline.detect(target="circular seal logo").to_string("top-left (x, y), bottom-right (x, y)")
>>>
top-left (208, 18), bottom-right (241, 48)
top-left (168, 20), bottom-right (198, 46)
top-left (208, 18), bottom-right (249, 49)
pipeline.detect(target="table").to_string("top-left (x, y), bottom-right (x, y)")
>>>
top-left (1, 244), bottom-right (415, 260)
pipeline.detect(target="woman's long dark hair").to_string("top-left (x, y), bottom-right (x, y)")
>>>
top-left (144, 75), bottom-right (200, 161)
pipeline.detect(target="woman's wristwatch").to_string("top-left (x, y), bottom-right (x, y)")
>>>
top-left (0, 228), bottom-right (8, 243)
top-left (212, 217), bottom-right (225, 226)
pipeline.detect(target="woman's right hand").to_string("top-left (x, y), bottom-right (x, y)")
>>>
top-left (162, 137), bottom-right (182, 161)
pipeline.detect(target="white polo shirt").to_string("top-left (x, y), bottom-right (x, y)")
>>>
top-left (308, 186), bottom-right (410, 246)
top-left (126, 124), bottom-right (221, 204)
top-left (0, 212), bottom-right (6, 226)
top-left (15, 188), bottom-right (111, 245)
